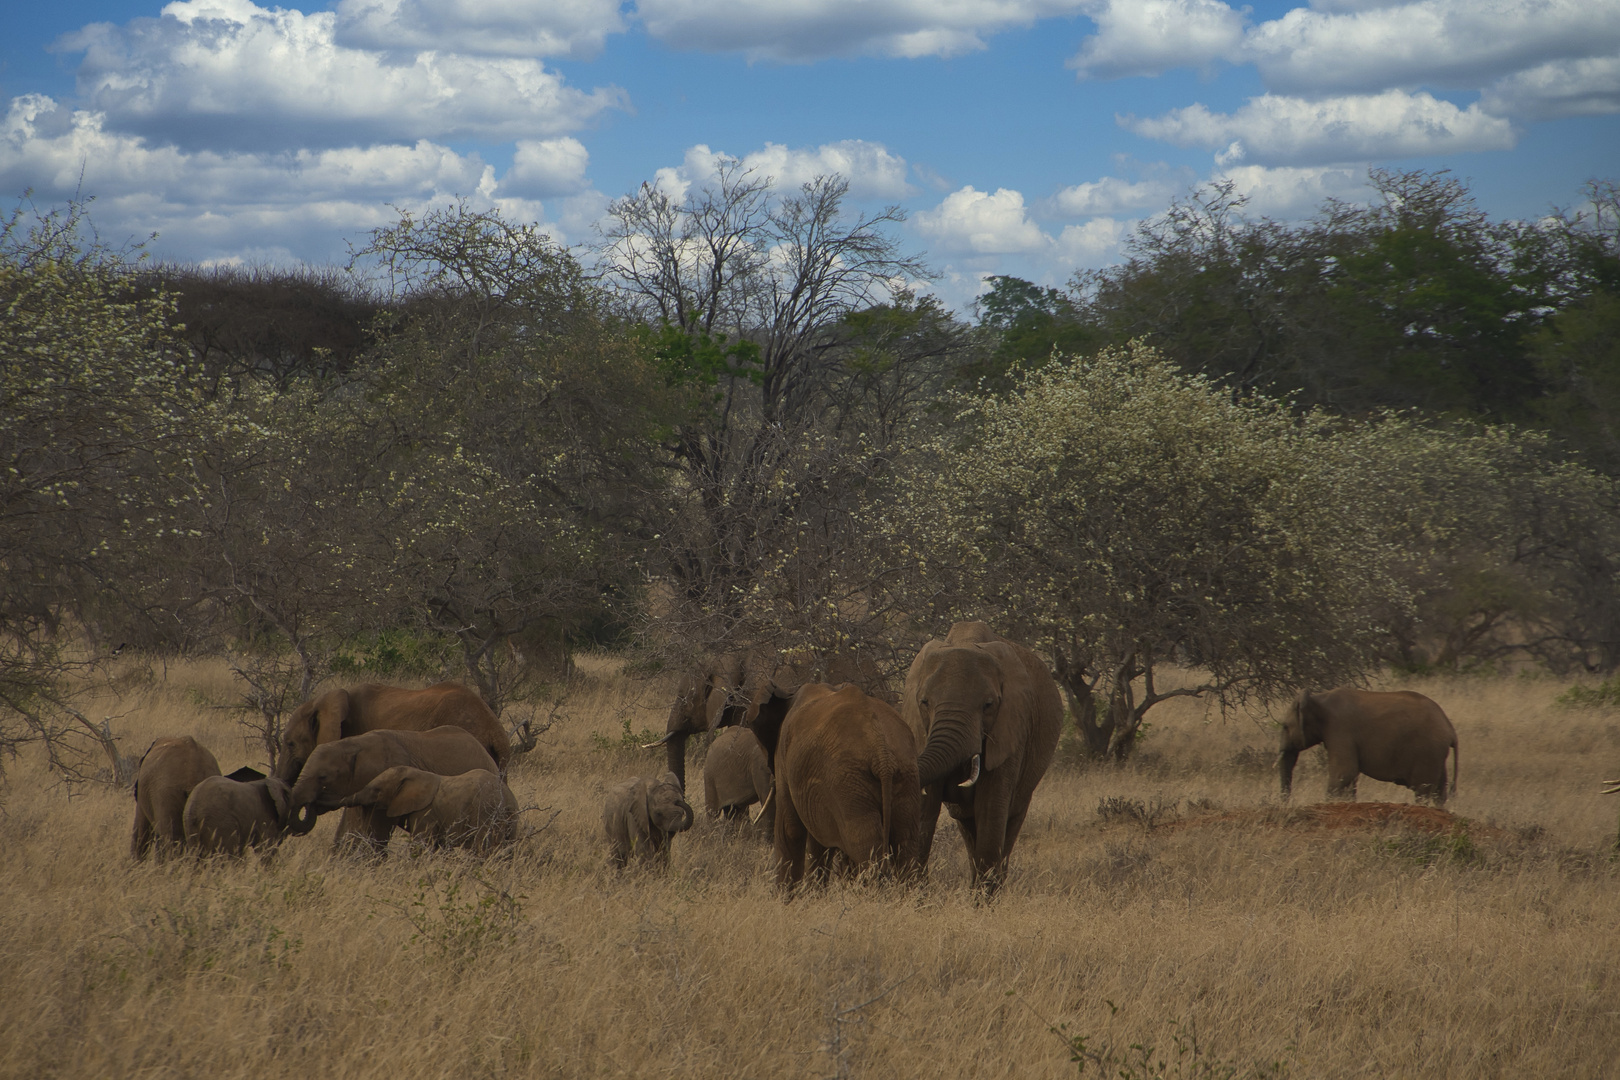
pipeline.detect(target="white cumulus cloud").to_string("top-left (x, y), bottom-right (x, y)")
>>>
top-left (1124, 90), bottom-right (1517, 166)
top-left (1068, 0), bottom-right (1248, 79)
top-left (1051, 175), bottom-right (1177, 215)
top-left (1482, 55), bottom-right (1620, 119)
top-left (633, 0), bottom-right (1089, 62)
top-left (644, 140), bottom-right (912, 203)
top-left (0, 93), bottom-right (599, 263)
top-left (1214, 164), bottom-right (1373, 216)
top-left (913, 186), bottom-right (1049, 255)
top-left (59, 0), bottom-right (626, 151)
top-left (502, 137), bottom-right (591, 198)
top-left (333, 0), bottom-right (625, 58)
top-left (1243, 0), bottom-right (1620, 96)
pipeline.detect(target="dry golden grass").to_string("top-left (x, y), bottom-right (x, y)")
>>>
top-left (4, 658), bottom-right (1619, 1078)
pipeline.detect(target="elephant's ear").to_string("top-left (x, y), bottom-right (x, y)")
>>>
top-left (901, 639), bottom-right (942, 747)
top-left (264, 778), bottom-right (291, 820)
top-left (385, 772), bottom-right (438, 818)
top-left (314, 689), bottom-right (351, 745)
top-left (980, 641), bottom-right (1043, 774)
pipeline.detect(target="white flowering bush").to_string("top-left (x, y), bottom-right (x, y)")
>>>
top-left (889, 342), bottom-right (1408, 758)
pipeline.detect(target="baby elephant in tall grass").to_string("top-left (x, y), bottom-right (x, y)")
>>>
top-left (183, 767), bottom-right (293, 860)
top-left (602, 772), bottom-right (693, 869)
top-left (337, 767), bottom-right (519, 855)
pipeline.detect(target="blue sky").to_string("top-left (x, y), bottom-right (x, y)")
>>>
top-left (3, 0), bottom-right (1618, 312)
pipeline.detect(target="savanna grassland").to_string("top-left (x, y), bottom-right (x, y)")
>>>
top-left (4, 659), bottom-right (1619, 1080)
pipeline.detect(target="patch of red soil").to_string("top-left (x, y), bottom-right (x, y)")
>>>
top-left (1164, 801), bottom-right (1504, 838)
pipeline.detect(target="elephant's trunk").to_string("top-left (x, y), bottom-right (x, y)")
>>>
top-left (1279, 747), bottom-right (1299, 800)
top-left (665, 731), bottom-right (690, 792)
top-left (286, 803), bottom-right (319, 836)
top-left (917, 712), bottom-right (980, 788)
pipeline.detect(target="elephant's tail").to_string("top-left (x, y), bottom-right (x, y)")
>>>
top-left (1451, 735), bottom-right (1459, 797)
top-left (879, 764), bottom-right (895, 859)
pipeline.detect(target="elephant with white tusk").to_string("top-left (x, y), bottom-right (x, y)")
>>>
top-left (283, 726), bottom-right (500, 856)
top-left (703, 725), bottom-right (775, 833)
top-left (903, 622), bottom-right (1063, 895)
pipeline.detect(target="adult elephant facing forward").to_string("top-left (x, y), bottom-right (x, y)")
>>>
top-left (274, 682), bottom-right (510, 786)
top-left (1280, 688), bottom-right (1459, 805)
top-left (903, 622), bottom-right (1062, 894)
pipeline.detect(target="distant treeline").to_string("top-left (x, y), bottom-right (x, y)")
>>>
top-left (4, 167), bottom-right (1619, 771)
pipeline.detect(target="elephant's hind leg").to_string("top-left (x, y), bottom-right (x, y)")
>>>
top-left (131, 809), bottom-right (153, 860)
top-left (775, 793), bottom-right (809, 889)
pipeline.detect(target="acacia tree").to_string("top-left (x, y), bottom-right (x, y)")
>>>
top-left (889, 342), bottom-right (1407, 759)
top-left (597, 164), bottom-right (943, 671)
top-left (0, 195), bottom-right (190, 776)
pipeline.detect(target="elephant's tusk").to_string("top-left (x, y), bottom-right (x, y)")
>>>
top-left (1602, 779), bottom-right (1620, 795)
top-left (641, 732), bottom-right (677, 749)
top-left (750, 787), bottom-right (775, 824)
top-left (958, 754), bottom-right (982, 789)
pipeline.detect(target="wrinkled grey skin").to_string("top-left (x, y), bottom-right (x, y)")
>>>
top-left (1280, 688), bottom-right (1459, 805)
top-left (284, 727), bottom-right (500, 856)
top-left (131, 737), bottom-right (222, 860)
top-left (183, 769), bottom-right (292, 859)
top-left (338, 766), bottom-right (519, 855)
top-left (703, 726), bottom-right (775, 834)
top-left (903, 621), bottom-right (1063, 896)
top-left (602, 772), bottom-right (694, 869)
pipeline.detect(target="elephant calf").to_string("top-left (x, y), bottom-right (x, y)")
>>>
top-left (774, 683), bottom-right (922, 889)
top-left (1281, 687), bottom-right (1460, 805)
top-left (338, 766), bottom-right (519, 855)
top-left (703, 726), bottom-right (774, 833)
top-left (132, 736), bottom-right (222, 860)
top-left (183, 767), bottom-right (292, 859)
top-left (602, 772), bottom-right (693, 869)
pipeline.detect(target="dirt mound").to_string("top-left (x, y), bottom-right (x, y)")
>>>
top-left (1167, 801), bottom-right (1502, 838)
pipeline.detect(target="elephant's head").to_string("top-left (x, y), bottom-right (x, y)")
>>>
top-left (1278, 691), bottom-right (1325, 799)
top-left (283, 738), bottom-right (361, 834)
top-left (643, 772), bottom-right (695, 837)
top-left (912, 642), bottom-right (1022, 791)
top-left (338, 766), bottom-right (440, 821)
top-left (648, 657), bottom-right (748, 790)
top-left (274, 689), bottom-right (351, 785)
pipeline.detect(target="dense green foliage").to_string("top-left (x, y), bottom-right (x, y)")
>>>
top-left (4, 169), bottom-right (1620, 770)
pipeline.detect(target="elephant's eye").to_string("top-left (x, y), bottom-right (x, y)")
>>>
top-left (919, 697), bottom-right (929, 707)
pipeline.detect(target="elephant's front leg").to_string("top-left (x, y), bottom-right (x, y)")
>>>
top-left (969, 783), bottom-right (1015, 895)
top-left (917, 785), bottom-right (945, 869)
top-left (334, 805), bottom-right (393, 858)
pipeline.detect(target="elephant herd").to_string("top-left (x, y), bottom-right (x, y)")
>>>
top-left (129, 621), bottom-right (1467, 894)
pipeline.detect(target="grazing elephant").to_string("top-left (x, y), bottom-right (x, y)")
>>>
top-left (274, 682), bottom-right (510, 786)
top-left (337, 767), bottom-right (519, 855)
top-left (602, 772), bottom-right (694, 869)
top-left (904, 622), bottom-right (1063, 894)
top-left (774, 683), bottom-right (921, 889)
top-left (284, 726), bottom-right (500, 855)
top-left (131, 736), bottom-right (222, 860)
top-left (1280, 688), bottom-right (1459, 805)
top-left (703, 726), bottom-right (775, 832)
top-left (183, 767), bottom-right (292, 859)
